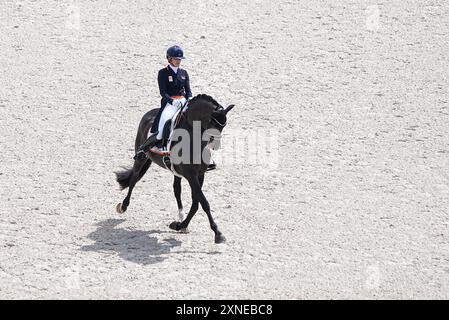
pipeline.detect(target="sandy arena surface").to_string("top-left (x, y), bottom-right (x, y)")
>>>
top-left (0, 0), bottom-right (448, 299)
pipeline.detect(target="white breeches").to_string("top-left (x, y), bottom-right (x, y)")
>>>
top-left (149, 98), bottom-right (186, 139)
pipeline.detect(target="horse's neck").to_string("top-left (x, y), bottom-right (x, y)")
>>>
top-left (187, 101), bottom-right (214, 123)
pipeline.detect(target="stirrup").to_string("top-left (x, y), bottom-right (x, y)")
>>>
top-left (162, 155), bottom-right (171, 168)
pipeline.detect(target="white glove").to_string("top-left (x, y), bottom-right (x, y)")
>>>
top-left (172, 100), bottom-right (183, 108)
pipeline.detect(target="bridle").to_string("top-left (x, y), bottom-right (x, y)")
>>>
top-left (211, 116), bottom-right (227, 128)
top-left (210, 105), bottom-right (227, 128)
top-left (205, 106), bottom-right (226, 139)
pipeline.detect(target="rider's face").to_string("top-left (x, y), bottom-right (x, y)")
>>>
top-left (170, 58), bottom-right (182, 67)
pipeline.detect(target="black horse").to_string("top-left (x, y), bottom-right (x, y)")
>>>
top-left (115, 94), bottom-right (234, 243)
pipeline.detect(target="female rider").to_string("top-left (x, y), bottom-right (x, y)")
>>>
top-left (134, 45), bottom-right (191, 159)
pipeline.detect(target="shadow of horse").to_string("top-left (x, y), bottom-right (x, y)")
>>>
top-left (80, 219), bottom-right (181, 265)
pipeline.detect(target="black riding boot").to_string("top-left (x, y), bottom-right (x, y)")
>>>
top-left (207, 161), bottom-right (217, 171)
top-left (133, 133), bottom-right (159, 160)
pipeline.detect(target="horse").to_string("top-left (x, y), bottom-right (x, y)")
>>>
top-left (114, 94), bottom-right (234, 243)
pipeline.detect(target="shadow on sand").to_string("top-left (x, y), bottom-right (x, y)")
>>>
top-left (81, 219), bottom-right (182, 265)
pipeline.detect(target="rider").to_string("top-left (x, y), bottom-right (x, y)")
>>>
top-left (134, 45), bottom-right (192, 160)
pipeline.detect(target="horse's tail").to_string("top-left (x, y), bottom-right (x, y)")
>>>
top-left (115, 108), bottom-right (158, 191)
top-left (115, 166), bottom-right (133, 190)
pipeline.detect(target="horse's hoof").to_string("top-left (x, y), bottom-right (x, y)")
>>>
top-left (116, 203), bottom-right (125, 214)
top-left (169, 221), bottom-right (181, 231)
top-left (179, 228), bottom-right (190, 234)
top-left (215, 234), bottom-right (226, 244)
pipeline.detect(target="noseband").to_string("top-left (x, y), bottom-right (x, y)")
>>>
top-left (210, 106), bottom-right (227, 128)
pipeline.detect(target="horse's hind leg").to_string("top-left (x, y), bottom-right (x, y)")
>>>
top-left (117, 158), bottom-right (152, 213)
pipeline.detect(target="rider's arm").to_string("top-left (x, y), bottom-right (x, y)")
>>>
top-left (158, 69), bottom-right (173, 104)
top-left (184, 71), bottom-right (192, 99)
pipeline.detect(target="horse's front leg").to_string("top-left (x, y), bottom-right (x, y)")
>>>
top-left (173, 176), bottom-right (186, 221)
top-left (170, 173), bottom-right (225, 244)
top-left (173, 176), bottom-right (189, 233)
top-left (170, 173), bottom-right (201, 233)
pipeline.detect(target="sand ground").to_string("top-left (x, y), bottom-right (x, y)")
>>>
top-left (0, 0), bottom-right (448, 299)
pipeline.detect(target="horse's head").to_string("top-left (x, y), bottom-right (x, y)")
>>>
top-left (185, 94), bottom-right (234, 151)
top-left (204, 104), bottom-right (234, 150)
top-left (208, 104), bottom-right (234, 132)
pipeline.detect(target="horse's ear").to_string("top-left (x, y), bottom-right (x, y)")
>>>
top-left (225, 104), bottom-right (235, 114)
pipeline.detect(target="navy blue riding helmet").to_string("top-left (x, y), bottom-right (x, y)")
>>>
top-left (166, 45), bottom-right (185, 60)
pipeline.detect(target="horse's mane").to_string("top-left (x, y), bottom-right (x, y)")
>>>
top-left (189, 94), bottom-right (222, 109)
